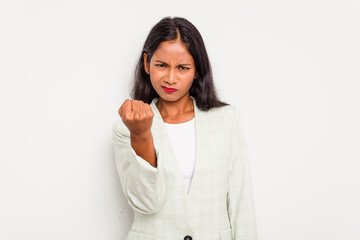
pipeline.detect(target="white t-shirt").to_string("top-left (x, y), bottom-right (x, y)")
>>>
top-left (163, 117), bottom-right (196, 194)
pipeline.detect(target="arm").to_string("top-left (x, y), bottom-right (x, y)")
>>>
top-left (112, 120), bottom-right (166, 215)
top-left (131, 130), bottom-right (157, 168)
top-left (227, 106), bottom-right (259, 240)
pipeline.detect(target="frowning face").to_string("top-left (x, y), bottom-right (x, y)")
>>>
top-left (144, 39), bottom-right (198, 103)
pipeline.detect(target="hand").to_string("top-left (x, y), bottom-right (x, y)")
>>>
top-left (118, 99), bottom-right (154, 136)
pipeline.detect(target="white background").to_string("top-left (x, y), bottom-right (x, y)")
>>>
top-left (1, 0), bottom-right (359, 239)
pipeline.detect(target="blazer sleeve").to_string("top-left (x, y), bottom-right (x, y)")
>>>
top-left (226, 106), bottom-right (259, 240)
top-left (112, 120), bottom-right (166, 215)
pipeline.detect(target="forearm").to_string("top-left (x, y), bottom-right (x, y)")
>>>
top-left (130, 130), bottom-right (157, 168)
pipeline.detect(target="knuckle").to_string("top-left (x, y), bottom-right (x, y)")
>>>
top-left (124, 113), bottom-right (132, 120)
top-left (133, 113), bottom-right (141, 120)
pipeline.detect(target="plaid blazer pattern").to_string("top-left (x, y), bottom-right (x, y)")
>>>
top-left (112, 96), bottom-right (258, 240)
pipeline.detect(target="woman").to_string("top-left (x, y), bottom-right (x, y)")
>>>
top-left (112, 16), bottom-right (258, 240)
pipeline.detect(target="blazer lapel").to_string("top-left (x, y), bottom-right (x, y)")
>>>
top-left (149, 96), bottom-right (205, 201)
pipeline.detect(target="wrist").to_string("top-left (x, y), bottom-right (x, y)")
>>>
top-left (130, 130), bottom-right (152, 141)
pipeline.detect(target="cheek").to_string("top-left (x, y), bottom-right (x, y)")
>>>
top-left (184, 75), bottom-right (195, 87)
top-left (150, 78), bottom-right (159, 90)
top-left (185, 71), bottom-right (196, 83)
top-left (149, 68), bottom-right (164, 80)
top-left (187, 79), bottom-right (195, 88)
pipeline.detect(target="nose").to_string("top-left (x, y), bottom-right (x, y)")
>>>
top-left (165, 68), bottom-right (177, 85)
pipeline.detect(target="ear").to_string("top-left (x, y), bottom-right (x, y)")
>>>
top-left (194, 72), bottom-right (198, 79)
top-left (143, 53), bottom-right (150, 75)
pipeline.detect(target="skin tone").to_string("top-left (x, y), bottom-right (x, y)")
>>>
top-left (143, 39), bottom-right (198, 124)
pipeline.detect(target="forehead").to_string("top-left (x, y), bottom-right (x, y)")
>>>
top-left (153, 40), bottom-right (194, 63)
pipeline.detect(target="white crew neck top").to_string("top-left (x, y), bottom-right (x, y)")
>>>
top-left (163, 117), bottom-right (196, 195)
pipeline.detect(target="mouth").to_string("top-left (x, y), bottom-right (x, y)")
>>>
top-left (161, 86), bottom-right (178, 93)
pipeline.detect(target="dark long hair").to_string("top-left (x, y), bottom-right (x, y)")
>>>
top-left (130, 16), bottom-right (230, 111)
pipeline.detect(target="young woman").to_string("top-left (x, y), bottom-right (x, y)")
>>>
top-left (112, 16), bottom-right (258, 240)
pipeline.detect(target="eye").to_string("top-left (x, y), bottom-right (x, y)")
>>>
top-left (179, 66), bottom-right (190, 70)
top-left (155, 64), bottom-right (166, 68)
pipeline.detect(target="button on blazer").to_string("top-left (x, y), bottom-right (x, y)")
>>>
top-left (112, 96), bottom-right (258, 240)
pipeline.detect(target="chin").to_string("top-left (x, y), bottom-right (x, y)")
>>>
top-left (159, 95), bottom-right (178, 102)
top-left (160, 93), bottom-right (191, 103)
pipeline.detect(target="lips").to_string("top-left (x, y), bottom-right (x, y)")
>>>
top-left (162, 86), bottom-right (177, 93)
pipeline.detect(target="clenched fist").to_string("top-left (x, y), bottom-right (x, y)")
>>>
top-left (118, 99), bottom-right (154, 136)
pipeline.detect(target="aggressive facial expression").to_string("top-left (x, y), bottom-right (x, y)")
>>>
top-left (144, 39), bottom-right (198, 102)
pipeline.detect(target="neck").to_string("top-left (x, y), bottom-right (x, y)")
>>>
top-left (156, 96), bottom-right (194, 120)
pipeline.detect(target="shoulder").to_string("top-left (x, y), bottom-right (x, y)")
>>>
top-left (209, 104), bottom-right (244, 134)
top-left (198, 105), bottom-right (238, 135)
top-left (204, 104), bottom-right (238, 122)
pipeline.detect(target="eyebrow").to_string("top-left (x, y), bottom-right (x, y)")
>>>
top-left (154, 60), bottom-right (192, 66)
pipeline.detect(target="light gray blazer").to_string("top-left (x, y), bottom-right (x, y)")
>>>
top-left (112, 96), bottom-right (258, 240)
